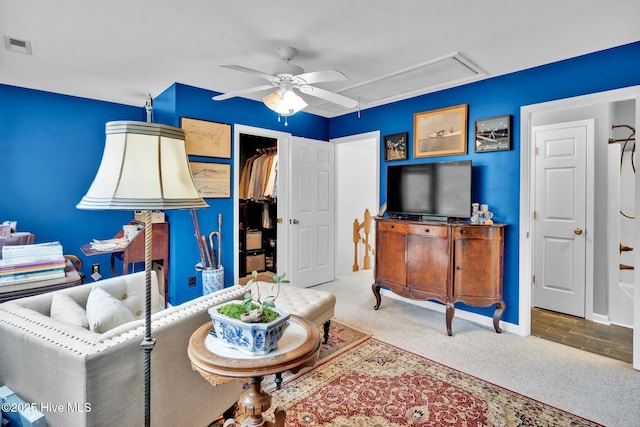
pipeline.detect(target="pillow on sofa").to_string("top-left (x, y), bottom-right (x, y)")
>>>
top-left (50, 293), bottom-right (89, 329)
top-left (86, 287), bottom-right (135, 333)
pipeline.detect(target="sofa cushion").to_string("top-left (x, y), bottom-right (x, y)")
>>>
top-left (86, 287), bottom-right (135, 333)
top-left (50, 293), bottom-right (89, 329)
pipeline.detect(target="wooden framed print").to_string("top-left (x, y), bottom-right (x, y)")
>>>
top-left (384, 132), bottom-right (408, 161)
top-left (414, 104), bottom-right (468, 158)
top-left (189, 162), bottom-right (231, 198)
top-left (181, 117), bottom-right (231, 158)
top-left (474, 115), bottom-right (511, 152)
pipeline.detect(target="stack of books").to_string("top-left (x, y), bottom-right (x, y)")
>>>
top-left (0, 242), bottom-right (66, 286)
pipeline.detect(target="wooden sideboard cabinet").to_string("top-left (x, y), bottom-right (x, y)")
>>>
top-left (372, 217), bottom-right (506, 336)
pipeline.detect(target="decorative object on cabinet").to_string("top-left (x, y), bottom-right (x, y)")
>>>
top-left (372, 218), bottom-right (505, 336)
top-left (189, 161), bottom-right (231, 198)
top-left (180, 117), bottom-right (231, 158)
top-left (383, 132), bottom-right (408, 161)
top-left (474, 114), bottom-right (511, 152)
top-left (76, 107), bottom-right (208, 427)
top-left (414, 104), bottom-right (468, 158)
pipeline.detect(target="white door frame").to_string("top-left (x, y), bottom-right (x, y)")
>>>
top-left (519, 85), bottom-right (640, 370)
top-left (233, 125), bottom-right (291, 283)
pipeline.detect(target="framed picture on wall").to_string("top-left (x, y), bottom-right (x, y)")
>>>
top-left (474, 115), bottom-right (511, 152)
top-left (181, 117), bottom-right (232, 158)
top-left (414, 104), bottom-right (468, 158)
top-left (189, 162), bottom-right (231, 198)
top-left (384, 132), bottom-right (408, 161)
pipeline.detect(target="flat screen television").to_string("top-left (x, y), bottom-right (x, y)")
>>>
top-left (386, 160), bottom-right (472, 221)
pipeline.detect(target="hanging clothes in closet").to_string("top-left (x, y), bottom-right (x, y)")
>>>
top-left (239, 147), bottom-right (278, 201)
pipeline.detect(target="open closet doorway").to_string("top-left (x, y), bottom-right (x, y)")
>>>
top-left (233, 125), bottom-right (290, 285)
top-left (233, 125), bottom-right (338, 288)
top-left (519, 86), bottom-right (640, 370)
top-left (237, 133), bottom-right (279, 283)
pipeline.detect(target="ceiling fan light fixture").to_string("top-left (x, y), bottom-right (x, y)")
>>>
top-left (263, 89), bottom-right (307, 117)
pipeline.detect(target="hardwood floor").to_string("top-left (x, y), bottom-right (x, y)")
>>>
top-left (531, 308), bottom-right (633, 364)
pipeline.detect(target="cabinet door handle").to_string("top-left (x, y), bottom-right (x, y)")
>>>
top-left (390, 225), bottom-right (395, 229)
top-left (289, 218), bottom-right (299, 224)
top-left (460, 229), bottom-right (468, 234)
top-left (424, 228), bottom-right (430, 233)
top-left (456, 266), bottom-right (463, 270)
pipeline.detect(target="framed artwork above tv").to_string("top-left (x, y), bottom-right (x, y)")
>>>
top-left (414, 104), bottom-right (468, 158)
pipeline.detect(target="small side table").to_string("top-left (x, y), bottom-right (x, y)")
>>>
top-left (188, 315), bottom-right (321, 427)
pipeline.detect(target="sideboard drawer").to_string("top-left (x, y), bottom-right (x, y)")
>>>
top-left (407, 223), bottom-right (447, 238)
top-left (377, 220), bottom-right (408, 234)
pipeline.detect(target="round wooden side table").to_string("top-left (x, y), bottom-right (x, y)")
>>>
top-left (188, 315), bottom-right (321, 427)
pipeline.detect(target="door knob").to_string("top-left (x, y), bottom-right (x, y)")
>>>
top-left (289, 219), bottom-right (299, 224)
top-left (574, 228), bottom-right (583, 235)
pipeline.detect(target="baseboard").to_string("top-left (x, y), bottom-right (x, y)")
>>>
top-left (590, 313), bottom-right (611, 326)
top-left (380, 289), bottom-right (526, 336)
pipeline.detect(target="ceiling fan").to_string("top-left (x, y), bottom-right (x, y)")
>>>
top-left (212, 47), bottom-right (358, 114)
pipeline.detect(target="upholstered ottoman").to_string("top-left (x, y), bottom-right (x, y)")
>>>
top-left (251, 281), bottom-right (336, 343)
top-left (250, 282), bottom-right (336, 389)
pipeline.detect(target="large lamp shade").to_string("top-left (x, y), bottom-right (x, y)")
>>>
top-left (77, 121), bottom-right (207, 210)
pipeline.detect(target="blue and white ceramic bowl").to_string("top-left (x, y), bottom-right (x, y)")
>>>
top-left (208, 301), bottom-right (290, 355)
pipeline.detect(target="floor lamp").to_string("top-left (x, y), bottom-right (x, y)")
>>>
top-left (77, 120), bottom-right (207, 427)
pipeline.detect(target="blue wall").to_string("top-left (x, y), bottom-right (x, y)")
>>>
top-left (2, 41), bottom-right (640, 323)
top-left (328, 41), bottom-right (640, 324)
top-left (1, 82), bottom-right (327, 305)
top-left (1, 85), bottom-right (144, 277)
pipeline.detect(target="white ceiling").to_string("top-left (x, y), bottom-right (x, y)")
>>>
top-left (2, 0), bottom-right (639, 118)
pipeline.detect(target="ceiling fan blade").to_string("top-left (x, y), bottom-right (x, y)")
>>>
top-left (212, 84), bottom-right (275, 101)
top-left (298, 85), bottom-right (358, 108)
top-left (293, 69), bottom-right (347, 85)
top-left (220, 64), bottom-right (276, 82)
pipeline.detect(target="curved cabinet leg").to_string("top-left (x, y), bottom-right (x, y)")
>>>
top-left (493, 301), bottom-right (505, 333)
top-left (445, 302), bottom-right (455, 336)
top-left (372, 284), bottom-right (382, 310)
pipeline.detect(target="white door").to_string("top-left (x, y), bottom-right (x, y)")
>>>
top-left (533, 120), bottom-right (592, 317)
top-left (288, 137), bottom-right (335, 287)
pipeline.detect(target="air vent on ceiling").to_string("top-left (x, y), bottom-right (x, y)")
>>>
top-left (4, 36), bottom-right (32, 55)
top-left (313, 52), bottom-right (485, 114)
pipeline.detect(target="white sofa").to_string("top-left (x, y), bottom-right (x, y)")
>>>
top-left (0, 272), bottom-right (336, 427)
top-left (0, 271), bottom-right (245, 427)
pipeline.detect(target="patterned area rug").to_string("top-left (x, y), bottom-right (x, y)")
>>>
top-left (262, 338), bottom-right (603, 427)
top-left (260, 319), bottom-right (371, 390)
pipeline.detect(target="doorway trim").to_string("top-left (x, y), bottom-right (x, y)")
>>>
top-left (519, 86), bottom-right (640, 350)
top-left (233, 125), bottom-right (291, 284)
top-left (330, 131), bottom-right (381, 275)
